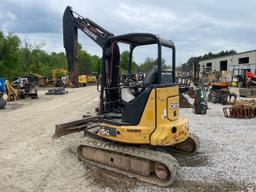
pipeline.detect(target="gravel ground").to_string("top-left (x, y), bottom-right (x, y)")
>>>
top-left (0, 86), bottom-right (255, 192)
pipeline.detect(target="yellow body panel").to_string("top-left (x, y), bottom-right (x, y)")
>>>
top-left (86, 75), bottom-right (97, 83)
top-left (78, 75), bottom-right (96, 85)
top-left (78, 75), bottom-right (88, 84)
top-left (150, 86), bottom-right (188, 146)
top-left (100, 89), bottom-right (156, 144)
top-left (98, 85), bottom-right (189, 146)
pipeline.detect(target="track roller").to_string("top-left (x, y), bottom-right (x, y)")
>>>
top-left (77, 139), bottom-right (180, 187)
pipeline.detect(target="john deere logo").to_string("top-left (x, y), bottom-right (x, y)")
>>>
top-left (169, 103), bottom-right (179, 110)
top-left (84, 28), bottom-right (97, 40)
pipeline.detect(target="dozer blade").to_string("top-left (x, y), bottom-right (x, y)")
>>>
top-left (54, 116), bottom-right (99, 138)
top-left (77, 138), bottom-right (179, 187)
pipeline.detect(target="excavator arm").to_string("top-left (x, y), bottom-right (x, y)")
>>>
top-left (5, 80), bottom-right (19, 101)
top-left (63, 6), bottom-right (114, 87)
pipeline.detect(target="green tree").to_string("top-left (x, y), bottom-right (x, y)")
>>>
top-left (131, 61), bottom-right (139, 72)
top-left (0, 30), bottom-right (147, 81)
top-left (18, 39), bottom-right (46, 76)
top-left (38, 51), bottom-right (67, 76)
top-left (0, 32), bottom-right (21, 80)
top-left (91, 55), bottom-right (100, 73)
top-left (140, 57), bottom-right (156, 73)
top-left (120, 51), bottom-right (129, 72)
top-left (119, 51), bottom-right (139, 73)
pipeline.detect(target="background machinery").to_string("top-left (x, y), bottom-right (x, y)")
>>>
top-left (5, 79), bottom-right (19, 101)
top-left (0, 78), bottom-right (7, 109)
top-left (78, 75), bottom-right (87, 86)
top-left (48, 68), bottom-right (70, 87)
top-left (29, 73), bottom-right (47, 87)
top-left (0, 77), bottom-right (38, 107)
top-left (208, 82), bottom-right (236, 105)
top-left (11, 78), bottom-right (38, 99)
top-left (193, 87), bottom-right (207, 114)
top-left (54, 6), bottom-right (200, 187)
top-left (78, 74), bottom-right (97, 87)
top-left (231, 68), bottom-right (256, 88)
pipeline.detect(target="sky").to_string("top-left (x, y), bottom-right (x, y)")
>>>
top-left (0, 0), bottom-right (256, 65)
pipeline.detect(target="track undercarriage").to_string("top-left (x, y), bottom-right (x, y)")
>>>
top-left (54, 116), bottom-right (200, 187)
top-left (77, 138), bottom-right (179, 186)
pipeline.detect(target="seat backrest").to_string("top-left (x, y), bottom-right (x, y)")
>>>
top-left (122, 87), bottom-right (152, 125)
top-left (143, 66), bottom-right (158, 85)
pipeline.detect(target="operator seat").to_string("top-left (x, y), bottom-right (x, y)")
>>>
top-left (121, 66), bottom-right (158, 103)
top-left (121, 88), bottom-right (135, 103)
top-left (121, 66), bottom-right (159, 125)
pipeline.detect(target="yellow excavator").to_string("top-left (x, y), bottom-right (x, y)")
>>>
top-left (45, 68), bottom-right (72, 87)
top-left (6, 78), bottom-right (38, 100)
top-left (0, 78), bottom-right (38, 103)
top-left (5, 80), bottom-right (19, 101)
top-left (54, 6), bottom-right (200, 187)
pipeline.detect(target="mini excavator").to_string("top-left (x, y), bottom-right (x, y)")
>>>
top-left (55, 6), bottom-right (200, 187)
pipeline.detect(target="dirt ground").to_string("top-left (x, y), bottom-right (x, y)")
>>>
top-left (0, 86), bottom-right (255, 192)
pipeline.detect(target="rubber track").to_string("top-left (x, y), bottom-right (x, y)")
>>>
top-left (77, 139), bottom-right (180, 187)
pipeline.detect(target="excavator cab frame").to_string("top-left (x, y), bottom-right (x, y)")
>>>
top-left (99, 33), bottom-right (176, 125)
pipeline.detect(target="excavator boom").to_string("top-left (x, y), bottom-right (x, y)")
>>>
top-left (63, 6), bottom-right (113, 87)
